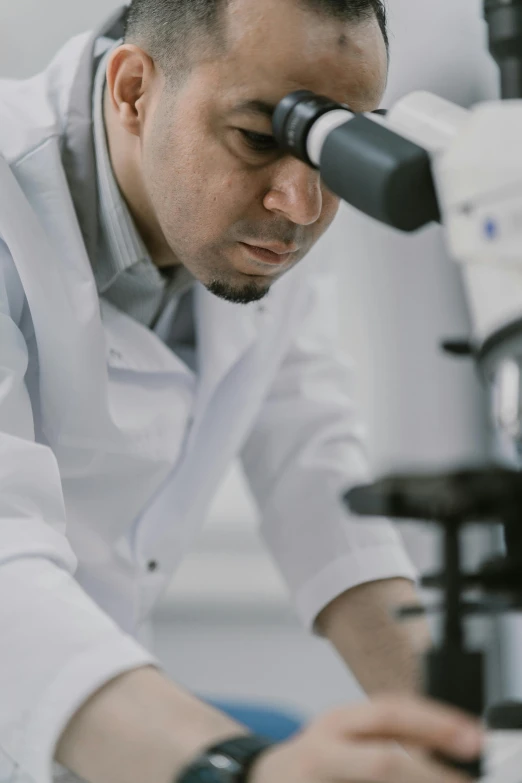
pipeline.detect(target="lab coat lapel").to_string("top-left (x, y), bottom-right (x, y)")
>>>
top-left (194, 283), bottom-right (258, 417)
top-left (0, 151), bottom-right (112, 446)
top-left (132, 286), bottom-right (261, 567)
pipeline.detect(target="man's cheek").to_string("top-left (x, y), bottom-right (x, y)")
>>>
top-left (324, 190), bottom-right (341, 213)
top-left (318, 195), bottom-right (341, 234)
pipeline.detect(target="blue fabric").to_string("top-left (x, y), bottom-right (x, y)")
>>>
top-left (206, 699), bottom-right (304, 742)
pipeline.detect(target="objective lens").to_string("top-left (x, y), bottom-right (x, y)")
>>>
top-left (272, 90), bottom-right (346, 166)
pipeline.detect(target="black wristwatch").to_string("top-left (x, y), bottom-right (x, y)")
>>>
top-left (176, 735), bottom-right (275, 783)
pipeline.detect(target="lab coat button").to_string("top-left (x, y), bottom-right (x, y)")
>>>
top-left (147, 560), bottom-right (159, 572)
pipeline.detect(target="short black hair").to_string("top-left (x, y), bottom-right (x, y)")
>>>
top-left (124, 0), bottom-right (389, 75)
top-left (301, 1), bottom-right (388, 48)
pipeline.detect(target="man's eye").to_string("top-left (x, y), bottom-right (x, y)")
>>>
top-left (239, 130), bottom-right (278, 153)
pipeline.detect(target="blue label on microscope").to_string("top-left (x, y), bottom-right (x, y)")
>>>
top-left (484, 218), bottom-right (498, 240)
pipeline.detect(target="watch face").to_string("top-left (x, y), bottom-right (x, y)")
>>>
top-left (209, 753), bottom-right (242, 777)
top-left (179, 737), bottom-right (273, 783)
top-left (187, 753), bottom-right (242, 783)
top-left (208, 753), bottom-right (241, 775)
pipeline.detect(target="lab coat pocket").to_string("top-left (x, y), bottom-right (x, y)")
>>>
top-left (102, 299), bottom-right (197, 463)
top-left (105, 363), bottom-right (195, 462)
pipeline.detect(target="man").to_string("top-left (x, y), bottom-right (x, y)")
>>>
top-left (0, 1), bottom-right (483, 782)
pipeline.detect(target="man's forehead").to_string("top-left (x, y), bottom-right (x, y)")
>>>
top-left (212, 3), bottom-right (388, 113)
top-left (215, 54), bottom-right (386, 116)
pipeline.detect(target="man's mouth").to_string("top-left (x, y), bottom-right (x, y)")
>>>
top-left (239, 242), bottom-right (300, 265)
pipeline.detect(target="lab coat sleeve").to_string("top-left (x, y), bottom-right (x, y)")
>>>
top-left (241, 258), bottom-right (418, 632)
top-left (0, 241), bottom-right (159, 783)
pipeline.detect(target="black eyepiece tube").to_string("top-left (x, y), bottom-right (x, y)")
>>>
top-left (485, 0), bottom-right (522, 99)
top-left (273, 91), bottom-right (441, 233)
top-left (271, 90), bottom-right (346, 167)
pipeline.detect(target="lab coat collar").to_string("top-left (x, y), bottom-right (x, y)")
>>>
top-left (62, 6), bottom-right (128, 267)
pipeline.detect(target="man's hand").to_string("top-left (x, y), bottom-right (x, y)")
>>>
top-left (248, 696), bottom-right (483, 783)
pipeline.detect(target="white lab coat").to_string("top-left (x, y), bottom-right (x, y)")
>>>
top-left (0, 7), bottom-right (416, 783)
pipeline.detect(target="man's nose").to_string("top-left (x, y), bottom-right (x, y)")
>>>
top-left (263, 158), bottom-right (323, 226)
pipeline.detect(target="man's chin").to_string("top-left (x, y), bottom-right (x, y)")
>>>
top-left (206, 277), bottom-right (270, 305)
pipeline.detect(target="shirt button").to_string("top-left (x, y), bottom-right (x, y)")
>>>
top-left (147, 560), bottom-right (159, 572)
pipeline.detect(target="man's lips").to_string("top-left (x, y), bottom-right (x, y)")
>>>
top-left (239, 242), bottom-right (300, 265)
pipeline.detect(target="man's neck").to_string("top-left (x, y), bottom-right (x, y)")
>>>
top-left (103, 87), bottom-right (181, 270)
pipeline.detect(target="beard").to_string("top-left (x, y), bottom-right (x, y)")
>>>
top-left (206, 277), bottom-right (270, 304)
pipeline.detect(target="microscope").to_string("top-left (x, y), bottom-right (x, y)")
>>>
top-left (272, 1), bottom-right (522, 780)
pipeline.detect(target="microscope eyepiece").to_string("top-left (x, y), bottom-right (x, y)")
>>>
top-left (272, 90), bottom-right (347, 167)
top-left (484, 0), bottom-right (522, 99)
top-left (272, 89), bottom-right (440, 232)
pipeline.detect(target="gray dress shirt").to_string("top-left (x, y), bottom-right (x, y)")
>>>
top-left (92, 41), bottom-right (197, 372)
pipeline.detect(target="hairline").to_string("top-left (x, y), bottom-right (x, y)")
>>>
top-left (124, 0), bottom-right (389, 80)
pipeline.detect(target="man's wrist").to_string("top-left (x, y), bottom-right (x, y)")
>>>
top-left (317, 578), bottom-right (431, 695)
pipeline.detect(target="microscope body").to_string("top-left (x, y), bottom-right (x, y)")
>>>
top-left (388, 92), bottom-right (522, 455)
top-left (352, 96), bottom-right (522, 779)
top-left (273, 89), bottom-right (522, 777)
top-left (352, 97), bottom-right (522, 780)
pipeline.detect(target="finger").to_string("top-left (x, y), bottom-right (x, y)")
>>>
top-left (327, 697), bottom-right (483, 759)
top-left (323, 741), bottom-right (475, 783)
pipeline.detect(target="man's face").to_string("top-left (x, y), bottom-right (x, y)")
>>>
top-left (138, 0), bottom-right (388, 302)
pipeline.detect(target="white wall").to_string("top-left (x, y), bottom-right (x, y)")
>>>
top-left (0, 0), bottom-right (122, 78)
top-left (0, 0), bottom-right (508, 714)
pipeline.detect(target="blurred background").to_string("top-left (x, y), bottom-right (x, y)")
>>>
top-left (0, 0), bottom-right (514, 729)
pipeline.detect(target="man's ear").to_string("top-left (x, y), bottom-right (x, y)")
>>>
top-left (105, 44), bottom-right (156, 137)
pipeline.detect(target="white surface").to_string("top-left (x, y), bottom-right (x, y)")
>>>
top-left (484, 732), bottom-right (522, 783)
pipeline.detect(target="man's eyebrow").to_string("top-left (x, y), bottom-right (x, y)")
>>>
top-left (229, 99), bottom-right (276, 119)
top-left (230, 97), bottom-right (384, 119)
